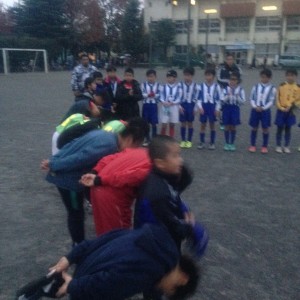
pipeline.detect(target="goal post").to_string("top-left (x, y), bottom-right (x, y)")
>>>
top-left (1, 48), bottom-right (48, 74)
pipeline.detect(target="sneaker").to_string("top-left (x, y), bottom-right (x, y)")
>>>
top-left (197, 143), bottom-right (205, 150)
top-left (185, 141), bottom-right (193, 148)
top-left (261, 147), bottom-right (268, 154)
top-left (229, 144), bottom-right (236, 151)
top-left (275, 146), bottom-right (283, 153)
top-left (208, 144), bottom-right (215, 150)
top-left (180, 141), bottom-right (187, 148)
top-left (298, 146), bottom-right (300, 152)
top-left (248, 146), bottom-right (256, 153)
top-left (223, 144), bottom-right (230, 151)
top-left (142, 141), bottom-right (149, 147)
top-left (283, 146), bottom-right (291, 153)
top-left (220, 125), bottom-right (224, 130)
top-left (16, 272), bottom-right (64, 300)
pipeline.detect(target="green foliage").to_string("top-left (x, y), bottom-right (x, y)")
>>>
top-left (121, 0), bottom-right (145, 57)
top-left (152, 19), bottom-right (176, 58)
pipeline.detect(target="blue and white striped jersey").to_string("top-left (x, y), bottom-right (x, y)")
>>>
top-left (179, 81), bottom-right (199, 104)
top-left (221, 85), bottom-right (246, 106)
top-left (197, 82), bottom-right (222, 110)
top-left (141, 81), bottom-right (161, 104)
top-left (160, 83), bottom-right (183, 104)
top-left (249, 83), bottom-right (276, 110)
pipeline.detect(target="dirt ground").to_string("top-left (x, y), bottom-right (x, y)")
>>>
top-left (0, 68), bottom-right (299, 300)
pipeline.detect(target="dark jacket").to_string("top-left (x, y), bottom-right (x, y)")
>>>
top-left (46, 130), bottom-right (118, 192)
top-left (217, 63), bottom-right (242, 88)
top-left (135, 166), bottom-right (193, 248)
top-left (66, 224), bottom-right (179, 300)
top-left (115, 79), bottom-right (143, 120)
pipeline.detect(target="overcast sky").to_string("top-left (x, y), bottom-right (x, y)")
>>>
top-left (2, 0), bottom-right (18, 7)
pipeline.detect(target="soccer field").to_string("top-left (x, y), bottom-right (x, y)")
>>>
top-left (0, 69), bottom-right (299, 300)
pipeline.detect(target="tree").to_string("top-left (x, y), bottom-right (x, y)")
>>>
top-left (121, 0), bottom-right (144, 58)
top-left (13, 0), bottom-right (68, 39)
top-left (65, 0), bottom-right (105, 53)
top-left (0, 3), bottom-right (13, 35)
top-left (152, 19), bottom-right (176, 59)
top-left (98, 0), bottom-right (129, 54)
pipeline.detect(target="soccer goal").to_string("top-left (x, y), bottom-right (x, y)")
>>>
top-left (0, 48), bottom-right (48, 74)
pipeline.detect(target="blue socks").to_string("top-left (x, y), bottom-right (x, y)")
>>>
top-left (251, 130), bottom-right (257, 146)
top-left (263, 133), bottom-right (269, 147)
top-left (210, 130), bottom-right (216, 144)
top-left (152, 125), bottom-right (157, 138)
top-left (200, 133), bottom-right (205, 143)
top-left (188, 128), bottom-right (193, 142)
top-left (224, 130), bottom-right (230, 144)
top-left (181, 127), bottom-right (186, 141)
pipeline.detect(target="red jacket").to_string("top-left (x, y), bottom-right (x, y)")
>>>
top-left (91, 148), bottom-right (151, 235)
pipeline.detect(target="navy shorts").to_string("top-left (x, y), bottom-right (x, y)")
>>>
top-left (249, 109), bottom-right (271, 128)
top-left (142, 103), bottom-right (158, 124)
top-left (180, 102), bottom-right (195, 122)
top-left (222, 104), bottom-right (241, 126)
top-left (274, 109), bottom-right (296, 127)
top-left (200, 103), bottom-right (217, 124)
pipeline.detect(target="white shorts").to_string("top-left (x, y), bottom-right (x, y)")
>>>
top-left (160, 104), bottom-right (179, 124)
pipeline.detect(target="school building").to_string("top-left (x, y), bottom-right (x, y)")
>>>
top-left (144, 0), bottom-right (300, 65)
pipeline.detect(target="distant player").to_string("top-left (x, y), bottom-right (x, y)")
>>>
top-left (141, 69), bottom-right (160, 145)
top-left (221, 72), bottom-right (246, 151)
top-left (197, 69), bottom-right (222, 150)
top-left (160, 70), bottom-right (183, 137)
top-left (248, 69), bottom-right (276, 154)
top-left (274, 69), bottom-right (300, 153)
top-left (179, 67), bottom-right (199, 148)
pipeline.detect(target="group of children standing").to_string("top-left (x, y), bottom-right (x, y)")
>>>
top-left (83, 65), bottom-right (300, 154)
top-left (144, 67), bottom-right (300, 154)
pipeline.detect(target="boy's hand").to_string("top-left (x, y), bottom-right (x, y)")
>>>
top-left (49, 256), bottom-right (70, 273)
top-left (184, 212), bottom-right (196, 226)
top-left (129, 89), bottom-right (134, 96)
top-left (256, 107), bottom-right (263, 112)
top-left (73, 90), bottom-right (81, 97)
top-left (214, 110), bottom-right (219, 117)
top-left (80, 174), bottom-right (96, 187)
top-left (41, 159), bottom-right (50, 171)
top-left (56, 272), bottom-right (72, 298)
top-left (199, 108), bottom-right (204, 115)
top-left (179, 106), bottom-right (184, 114)
top-left (163, 102), bottom-right (171, 107)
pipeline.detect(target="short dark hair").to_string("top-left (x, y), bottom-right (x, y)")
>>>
top-left (183, 66), bottom-right (195, 76)
top-left (106, 65), bottom-right (117, 72)
top-left (79, 52), bottom-right (89, 59)
top-left (226, 53), bottom-right (234, 58)
top-left (120, 117), bottom-right (149, 145)
top-left (125, 67), bottom-right (134, 75)
top-left (260, 68), bottom-right (272, 78)
top-left (146, 69), bottom-right (157, 76)
top-left (204, 68), bottom-right (216, 76)
top-left (84, 77), bottom-right (95, 89)
top-left (169, 255), bottom-right (200, 300)
top-left (286, 69), bottom-right (298, 76)
top-left (230, 71), bottom-right (241, 83)
top-left (93, 71), bottom-right (103, 79)
top-left (148, 135), bottom-right (177, 161)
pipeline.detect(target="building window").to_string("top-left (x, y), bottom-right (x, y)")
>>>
top-left (226, 18), bottom-right (250, 33)
top-left (175, 20), bottom-right (193, 34)
top-left (198, 19), bottom-right (220, 33)
top-left (175, 45), bottom-right (188, 54)
top-left (255, 16), bottom-right (281, 32)
top-left (255, 43), bottom-right (279, 57)
top-left (286, 15), bottom-right (300, 31)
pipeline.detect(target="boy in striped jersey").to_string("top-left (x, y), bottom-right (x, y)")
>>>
top-left (141, 69), bottom-right (160, 145)
top-left (248, 69), bottom-right (276, 154)
top-left (197, 69), bottom-right (222, 150)
top-left (160, 70), bottom-right (183, 137)
top-left (179, 67), bottom-right (199, 148)
top-left (221, 72), bottom-right (246, 151)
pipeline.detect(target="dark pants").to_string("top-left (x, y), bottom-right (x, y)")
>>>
top-left (57, 187), bottom-right (85, 244)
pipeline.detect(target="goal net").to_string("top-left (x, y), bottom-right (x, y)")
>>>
top-left (0, 48), bottom-right (48, 74)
